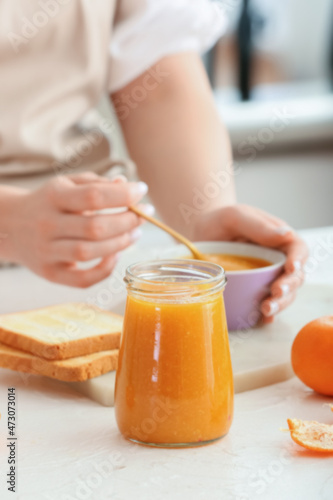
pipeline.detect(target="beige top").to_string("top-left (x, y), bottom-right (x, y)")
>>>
top-left (0, 0), bottom-right (226, 188)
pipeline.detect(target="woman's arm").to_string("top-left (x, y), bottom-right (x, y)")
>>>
top-left (111, 52), bottom-right (236, 239)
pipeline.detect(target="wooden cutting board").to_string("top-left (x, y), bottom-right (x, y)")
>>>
top-left (67, 283), bottom-right (333, 405)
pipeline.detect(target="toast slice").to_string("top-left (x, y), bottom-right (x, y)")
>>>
top-left (0, 342), bottom-right (118, 382)
top-left (0, 303), bottom-right (123, 360)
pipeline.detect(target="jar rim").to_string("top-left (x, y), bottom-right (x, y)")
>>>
top-left (124, 259), bottom-right (227, 300)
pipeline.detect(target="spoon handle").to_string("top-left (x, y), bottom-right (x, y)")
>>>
top-left (129, 205), bottom-right (204, 260)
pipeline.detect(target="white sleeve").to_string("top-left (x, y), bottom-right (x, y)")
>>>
top-left (108, 0), bottom-right (227, 92)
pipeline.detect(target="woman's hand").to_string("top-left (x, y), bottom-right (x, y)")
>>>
top-left (194, 204), bottom-right (309, 322)
top-left (2, 172), bottom-right (153, 287)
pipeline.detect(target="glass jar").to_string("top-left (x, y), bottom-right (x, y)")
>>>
top-left (115, 259), bottom-right (233, 447)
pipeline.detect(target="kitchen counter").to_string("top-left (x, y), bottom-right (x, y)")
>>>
top-left (0, 225), bottom-right (333, 500)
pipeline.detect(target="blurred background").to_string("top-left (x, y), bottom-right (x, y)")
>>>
top-left (102, 0), bottom-right (333, 230)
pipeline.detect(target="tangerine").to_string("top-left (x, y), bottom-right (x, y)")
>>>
top-left (291, 316), bottom-right (333, 396)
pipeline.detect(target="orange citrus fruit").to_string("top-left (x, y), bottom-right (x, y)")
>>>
top-left (291, 316), bottom-right (333, 396)
top-left (287, 418), bottom-right (333, 452)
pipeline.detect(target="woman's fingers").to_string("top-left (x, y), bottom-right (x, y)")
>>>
top-left (260, 236), bottom-right (307, 319)
top-left (51, 177), bottom-right (148, 212)
top-left (58, 212), bottom-right (140, 240)
top-left (279, 237), bottom-right (309, 274)
top-left (261, 290), bottom-right (297, 319)
top-left (67, 172), bottom-right (128, 185)
top-left (52, 203), bottom-right (154, 240)
top-left (231, 206), bottom-right (308, 273)
top-left (262, 315), bottom-right (275, 325)
top-left (67, 172), bottom-right (111, 184)
top-left (49, 230), bottom-right (142, 263)
top-left (52, 255), bottom-right (118, 288)
top-left (226, 205), bottom-right (295, 248)
top-left (270, 271), bottom-right (305, 298)
top-left (111, 174), bottom-right (128, 184)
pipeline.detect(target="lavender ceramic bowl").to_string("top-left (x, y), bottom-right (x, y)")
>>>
top-left (159, 241), bottom-right (285, 331)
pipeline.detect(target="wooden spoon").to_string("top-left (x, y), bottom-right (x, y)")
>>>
top-left (129, 205), bottom-right (205, 260)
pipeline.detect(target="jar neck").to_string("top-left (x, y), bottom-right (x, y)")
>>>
top-left (124, 260), bottom-right (227, 303)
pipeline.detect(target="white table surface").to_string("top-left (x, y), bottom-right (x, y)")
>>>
top-left (0, 225), bottom-right (333, 500)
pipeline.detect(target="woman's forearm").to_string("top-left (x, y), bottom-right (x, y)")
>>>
top-left (111, 52), bottom-right (236, 239)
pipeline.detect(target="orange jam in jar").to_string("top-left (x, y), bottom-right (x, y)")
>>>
top-left (115, 260), bottom-right (234, 447)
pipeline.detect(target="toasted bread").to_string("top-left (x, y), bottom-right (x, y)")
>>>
top-left (0, 303), bottom-right (122, 360)
top-left (0, 342), bottom-right (118, 382)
